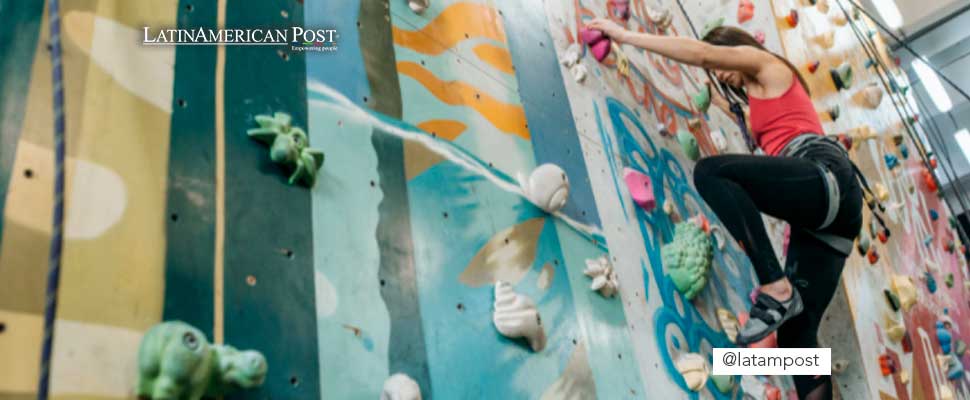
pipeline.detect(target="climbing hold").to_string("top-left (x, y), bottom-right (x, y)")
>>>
top-left (815, 31), bottom-right (835, 49)
top-left (899, 143), bottom-right (909, 158)
top-left (623, 168), bottom-right (656, 211)
top-left (874, 183), bottom-right (889, 202)
top-left (890, 79), bottom-right (909, 95)
top-left (884, 313), bottom-right (906, 343)
top-left (408, 0), bottom-right (430, 13)
top-left (850, 125), bottom-right (876, 142)
top-left (579, 28), bottom-right (611, 62)
top-left (945, 240), bottom-right (956, 253)
top-left (924, 235), bottom-right (934, 247)
top-left (942, 354), bottom-right (965, 380)
top-left (584, 256), bottom-right (619, 298)
top-left (248, 112), bottom-right (325, 187)
top-left (940, 384), bottom-right (956, 400)
top-left (717, 308), bottom-right (740, 343)
top-left (891, 275), bottom-right (917, 311)
top-left (878, 353), bottom-right (896, 376)
top-left (830, 13), bottom-right (846, 26)
top-left (956, 340), bottom-right (967, 356)
top-left (570, 64), bottom-right (588, 83)
top-left (807, 60), bottom-right (821, 74)
top-left (493, 281), bottom-right (547, 352)
top-left (833, 359), bottom-right (850, 374)
top-left (926, 272), bottom-right (938, 294)
top-left (884, 289), bottom-right (900, 312)
top-left (830, 62), bottom-right (853, 90)
top-left (827, 105), bottom-right (841, 121)
top-left (785, 10), bottom-right (799, 27)
top-left (817, 0), bottom-right (830, 13)
top-left (612, 42), bottom-right (631, 76)
top-left (867, 248), bottom-right (879, 264)
top-left (517, 164), bottom-right (570, 214)
top-left (737, 0), bottom-right (755, 23)
top-left (675, 353), bottom-right (709, 391)
top-left (692, 85), bottom-right (712, 113)
top-left (923, 169), bottom-right (938, 192)
top-left (701, 17), bottom-right (725, 38)
top-left (885, 154), bottom-right (899, 170)
top-left (663, 221), bottom-right (713, 300)
top-left (890, 132), bottom-right (905, 146)
top-left (930, 209), bottom-right (939, 221)
top-left (929, 157), bottom-right (938, 169)
top-left (663, 199), bottom-right (678, 218)
top-left (938, 320), bottom-right (953, 354)
top-left (908, 115), bottom-right (919, 125)
top-left (754, 30), bottom-right (766, 45)
top-left (646, 7), bottom-right (673, 31)
top-left (900, 369), bottom-right (910, 384)
top-left (381, 373), bottom-right (422, 400)
top-left (859, 83), bottom-right (884, 108)
top-left (949, 216), bottom-right (959, 229)
top-left (657, 123), bottom-right (671, 137)
top-left (608, 0), bottom-right (631, 20)
top-left (710, 129), bottom-right (728, 152)
top-left (877, 230), bottom-right (888, 244)
top-left (864, 58), bottom-right (876, 69)
top-left (677, 130), bottom-right (701, 161)
top-left (902, 332), bottom-right (914, 353)
top-left (945, 273), bottom-right (954, 288)
top-left (857, 232), bottom-right (871, 255)
top-left (711, 374), bottom-right (735, 393)
top-left (559, 43), bottom-right (582, 67)
top-left (837, 133), bottom-right (852, 152)
top-left (137, 321), bottom-right (267, 400)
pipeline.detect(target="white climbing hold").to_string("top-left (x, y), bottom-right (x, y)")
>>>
top-left (675, 353), bottom-right (709, 391)
top-left (570, 64), bottom-right (588, 83)
top-left (408, 0), bottom-right (430, 14)
top-left (899, 369), bottom-right (910, 384)
top-left (381, 373), bottom-right (422, 400)
top-left (717, 308), bottom-right (740, 343)
top-left (710, 226), bottom-right (726, 250)
top-left (560, 43), bottom-right (582, 67)
top-left (493, 281), bottom-right (547, 352)
top-left (891, 275), bottom-right (918, 312)
top-left (860, 83), bottom-right (884, 108)
top-left (518, 164), bottom-right (570, 214)
top-left (817, 0), bottom-right (830, 13)
top-left (646, 7), bottom-right (673, 31)
top-left (584, 256), bottom-right (619, 298)
top-left (815, 31), bottom-right (835, 49)
top-left (884, 312), bottom-right (905, 343)
top-left (940, 384), bottom-right (955, 400)
top-left (710, 129), bottom-right (728, 152)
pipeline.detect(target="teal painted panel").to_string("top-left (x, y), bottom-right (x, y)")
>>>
top-left (0, 0), bottom-right (44, 247)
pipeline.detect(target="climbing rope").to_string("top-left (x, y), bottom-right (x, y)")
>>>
top-left (37, 0), bottom-right (67, 398)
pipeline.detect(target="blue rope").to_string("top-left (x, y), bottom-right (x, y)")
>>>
top-left (38, 0), bottom-right (67, 397)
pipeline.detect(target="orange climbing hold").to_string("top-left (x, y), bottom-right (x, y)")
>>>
top-left (737, 0), bottom-right (755, 24)
top-left (879, 354), bottom-right (896, 376)
top-left (923, 169), bottom-right (938, 192)
top-left (785, 10), bottom-right (799, 28)
top-left (807, 61), bottom-right (820, 74)
top-left (867, 248), bottom-right (879, 264)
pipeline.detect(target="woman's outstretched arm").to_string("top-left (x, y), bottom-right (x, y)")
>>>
top-left (585, 18), bottom-right (773, 76)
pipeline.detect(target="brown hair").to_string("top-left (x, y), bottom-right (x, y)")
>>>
top-left (701, 26), bottom-right (809, 104)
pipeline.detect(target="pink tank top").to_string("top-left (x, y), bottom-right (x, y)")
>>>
top-left (748, 76), bottom-right (824, 155)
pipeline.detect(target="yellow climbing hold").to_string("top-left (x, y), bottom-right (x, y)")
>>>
top-left (891, 275), bottom-right (918, 312)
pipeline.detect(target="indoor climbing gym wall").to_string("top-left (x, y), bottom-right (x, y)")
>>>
top-left (0, 0), bottom-right (968, 399)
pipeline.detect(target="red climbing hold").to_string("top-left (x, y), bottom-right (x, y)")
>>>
top-left (930, 158), bottom-right (938, 169)
top-left (837, 133), bottom-right (853, 151)
top-left (923, 169), bottom-right (938, 192)
top-left (737, 0), bottom-right (755, 24)
top-left (878, 231), bottom-right (888, 244)
top-left (867, 248), bottom-right (879, 264)
top-left (785, 10), bottom-right (799, 28)
top-left (807, 61), bottom-right (820, 74)
top-left (879, 354), bottom-right (896, 376)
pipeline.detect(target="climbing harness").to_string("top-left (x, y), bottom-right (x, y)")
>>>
top-left (780, 134), bottom-right (889, 256)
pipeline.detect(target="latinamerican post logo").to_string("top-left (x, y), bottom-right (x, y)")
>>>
top-left (142, 27), bottom-right (338, 52)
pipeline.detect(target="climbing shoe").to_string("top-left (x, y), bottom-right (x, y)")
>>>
top-left (736, 289), bottom-right (804, 345)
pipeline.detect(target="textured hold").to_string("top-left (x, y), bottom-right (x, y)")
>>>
top-left (518, 164), bottom-right (570, 213)
top-left (885, 154), bottom-right (899, 170)
top-left (493, 281), bottom-right (547, 352)
top-left (859, 83), bottom-right (884, 108)
top-left (623, 167), bottom-right (656, 211)
top-left (248, 112), bottom-right (325, 187)
top-left (408, 0), bottom-right (430, 13)
top-left (807, 61), bottom-right (820, 74)
top-left (737, 0), bottom-right (755, 23)
top-left (693, 85), bottom-right (712, 112)
top-left (711, 374), bottom-right (735, 393)
top-left (864, 59), bottom-right (876, 69)
top-left (785, 10), bottom-right (799, 27)
top-left (956, 340), bottom-right (967, 356)
top-left (381, 373), bottom-right (422, 400)
top-left (891, 275), bottom-right (918, 311)
top-left (677, 130), bottom-right (701, 161)
top-left (584, 256), bottom-right (619, 298)
top-left (137, 321), bottom-right (267, 400)
top-left (701, 17), bottom-right (725, 38)
top-left (929, 208), bottom-right (940, 221)
top-left (830, 62), bottom-right (854, 90)
top-left (717, 308), bottom-right (740, 343)
top-left (675, 353), bottom-right (709, 391)
top-left (663, 222), bottom-right (713, 300)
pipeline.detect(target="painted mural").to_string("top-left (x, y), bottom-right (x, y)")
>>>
top-left (0, 0), bottom-right (967, 399)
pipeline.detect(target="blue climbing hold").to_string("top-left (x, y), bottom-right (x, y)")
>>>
top-left (899, 143), bottom-right (909, 159)
top-left (885, 154), bottom-right (899, 170)
top-left (938, 321), bottom-right (953, 354)
top-left (930, 209), bottom-right (939, 221)
top-left (926, 272), bottom-right (938, 294)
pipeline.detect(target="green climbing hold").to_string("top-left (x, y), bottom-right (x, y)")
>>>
top-left (884, 289), bottom-right (900, 312)
top-left (138, 321), bottom-right (267, 400)
top-left (693, 85), bottom-right (712, 113)
top-left (248, 112), bottom-right (325, 187)
top-left (701, 17), bottom-right (725, 38)
top-left (663, 221), bottom-right (713, 300)
top-left (677, 130), bottom-right (701, 161)
top-left (956, 340), bottom-right (967, 356)
top-left (830, 62), bottom-right (853, 90)
top-left (711, 374), bottom-right (735, 393)
top-left (946, 273), bottom-right (954, 288)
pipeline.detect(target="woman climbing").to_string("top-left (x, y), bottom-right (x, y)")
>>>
top-left (585, 20), bottom-right (873, 399)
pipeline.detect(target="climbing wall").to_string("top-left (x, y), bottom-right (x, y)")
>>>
top-left (0, 0), bottom-right (967, 399)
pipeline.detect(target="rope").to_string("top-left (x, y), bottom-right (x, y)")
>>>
top-left (37, 0), bottom-right (67, 397)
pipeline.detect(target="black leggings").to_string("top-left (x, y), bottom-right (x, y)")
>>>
top-left (693, 148), bottom-right (863, 397)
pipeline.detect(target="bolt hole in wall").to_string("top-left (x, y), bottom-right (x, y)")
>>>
top-left (177, 99), bottom-right (186, 108)
top-left (289, 376), bottom-right (299, 387)
top-left (170, 213), bottom-right (178, 222)
top-left (185, 3), bottom-right (193, 12)
top-left (0, 322), bottom-right (5, 333)
top-left (23, 168), bottom-right (33, 178)
top-left (278, 50), bottom-right (289, 61)
top-left (282, 248), bottom-right (294, 259)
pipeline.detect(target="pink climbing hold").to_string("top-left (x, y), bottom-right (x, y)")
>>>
top-left (623, 168), bottom-right (656, 211)
top-left (737, 0), bottom-right (755, 24)
top-left (609, 0), bottom-right (630, 20)
top-left (579, 28), bottom-right (612, 62)
top-left (754, 30), bottom-right (766, 45)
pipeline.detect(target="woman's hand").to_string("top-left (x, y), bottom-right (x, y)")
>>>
top-left (585, 18), bottom-right (630, 43)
